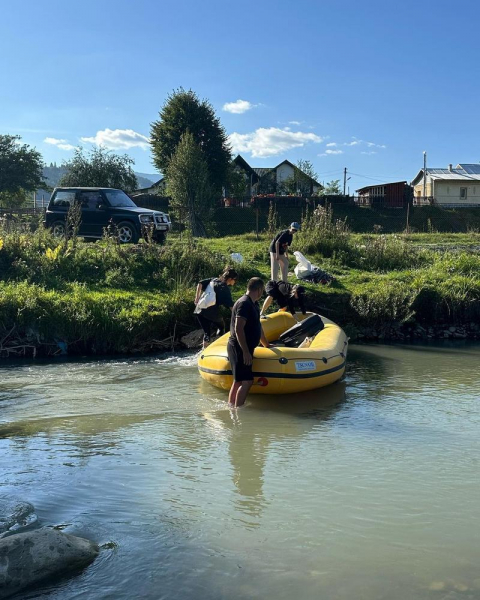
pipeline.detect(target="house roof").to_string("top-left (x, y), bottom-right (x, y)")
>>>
top-left (411, 164), bottom-right (480, 185)
top-left (356, 181), bottom-right (407, 194)
top-left (235, 155), bottom-right (322, 186)
top-left (253, 167), bottom-right (274, 178)
top-left (131, 178), bottom-right (165, 195)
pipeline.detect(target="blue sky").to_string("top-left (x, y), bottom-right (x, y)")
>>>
top-left (1, 0), bottom-right (479, 191)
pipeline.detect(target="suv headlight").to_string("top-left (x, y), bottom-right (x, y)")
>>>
top-left (139, 214), bottom-right (154, 223)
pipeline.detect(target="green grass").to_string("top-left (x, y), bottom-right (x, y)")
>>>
top-left (1, 223), bottom-right (480, 356)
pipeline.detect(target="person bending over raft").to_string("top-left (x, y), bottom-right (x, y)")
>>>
top-left (194, 268), bottom-right (238, 349)
top-left (260, 281), bottom-right (307, 321)
top-left (269, 222), bottom-right (300, 282)
top-left (228, 277), bottom-right (270, 409)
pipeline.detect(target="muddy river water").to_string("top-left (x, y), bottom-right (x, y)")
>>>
top-left (1, 342), bottom-right (480, 599)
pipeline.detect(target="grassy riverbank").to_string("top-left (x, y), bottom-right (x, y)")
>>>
top-left (1, 220), bottom-right (480, 357)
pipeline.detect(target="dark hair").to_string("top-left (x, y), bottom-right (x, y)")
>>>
top-left (296, 285), bottom-right (306, 296)
top-left (247, 277), bottom-right (265, 292)
top-left (220, 267), bottom-right (238, 282)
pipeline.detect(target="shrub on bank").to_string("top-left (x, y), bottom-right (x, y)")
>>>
top-left (0, 281), bottom-right (194, 355)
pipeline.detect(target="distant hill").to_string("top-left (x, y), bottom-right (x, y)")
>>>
top-left (40, 166), bottom-right (160, 191)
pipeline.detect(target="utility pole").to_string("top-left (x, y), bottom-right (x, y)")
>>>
top-left (423, 151), bottom-right (427, 199)
top-left (343, 167), bottom-right (347, 195)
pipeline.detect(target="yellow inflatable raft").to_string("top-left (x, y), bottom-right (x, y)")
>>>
top-left (198, 311), bottom-right (348, 395)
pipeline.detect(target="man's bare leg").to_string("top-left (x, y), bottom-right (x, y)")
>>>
top-left (228, 381), bottom-right (241, 406)
top-left (234, 381), bottom-right (253, 408)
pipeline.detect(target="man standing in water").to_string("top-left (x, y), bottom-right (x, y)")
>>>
top-left (269, 222), bottom-right (301, 282)
top-left (227, 277), bottom-right (270, 408)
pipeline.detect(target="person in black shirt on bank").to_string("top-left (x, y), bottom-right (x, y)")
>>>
top-left (260, 281), bottom-right (306, 320)
top-left (194, 268), bottom-right (238, 349)
top-left (269, 222), bottom-right (300, 281)
top-left (227, 277), bottom-right (270, 408)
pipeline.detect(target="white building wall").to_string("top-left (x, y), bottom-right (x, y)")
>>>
top-left (276, 163), bottom-right (295, 185)
top-left (434, 181), bottom-right (480, 206)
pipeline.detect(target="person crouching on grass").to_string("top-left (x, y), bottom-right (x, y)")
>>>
top-left (227, 277), bottom-right (270, 409)
top-left (260, 280), bottom-right (307, 322)
top-left (194, 268), bottom-right (238, 349)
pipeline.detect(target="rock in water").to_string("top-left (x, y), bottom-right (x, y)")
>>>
top-left (0, 528), bottom-right (99, 598)
top-left (0, 498), bottom-right (37, 538)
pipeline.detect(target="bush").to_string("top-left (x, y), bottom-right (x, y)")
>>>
top-left (349, 280), bottom-right (419, 328)
top-left (352, 234), bottom-right (432, 272)
top-left (296, 203), bottom-right (351, 257)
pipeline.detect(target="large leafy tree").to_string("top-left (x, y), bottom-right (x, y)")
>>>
top-left (0, 134), bottom-right (45, 195)
top-left (166, 132), bottom-right (212, 237)
top-left (150, 89), bottom-right (231, 192)
top-left (59, 147), bottom-right (137, 191)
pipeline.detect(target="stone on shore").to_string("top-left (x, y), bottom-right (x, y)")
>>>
top-left (0, 528), bottom-right (99, 598)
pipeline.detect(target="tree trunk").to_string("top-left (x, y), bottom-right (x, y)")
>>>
top-left (189, 210), bottom-right (207, 237)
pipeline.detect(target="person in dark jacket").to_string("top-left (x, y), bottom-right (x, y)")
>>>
top-left (194, 268), bottom-right (238, 348)
top-left (260, 280), bottom-right (306, 321)
top-left (269, 222), bottom-right (300, 282)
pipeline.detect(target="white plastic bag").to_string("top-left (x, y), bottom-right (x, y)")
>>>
top-left (293, 251), bottom-right (312, 280)
top-left (194, 280), bottom-right (216, 314)
top-left (230, 252), bottom-right (244, 264)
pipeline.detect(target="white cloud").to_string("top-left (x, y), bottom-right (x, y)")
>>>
top-left (361, 151), bottom-right (377, 155)
top-left (229, 127), bottom-right (322, 158)
top-left (319, 149), bottom-right (344, 156)
top-left (326, 137), bottom-right (386, 150)
top-left (289, 120), bottom-right (302, 125)
top-left (223, 99), bottom-right (256, 114)
top-left (80, 128), bottom-right (150, 150)
top-left (44, 137), bottom-right (75, 151)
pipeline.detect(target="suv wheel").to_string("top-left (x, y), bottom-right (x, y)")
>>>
top-left (51, 221), bottom-right (66, 239)
top-left (117, 221), bottom-right (139, 244)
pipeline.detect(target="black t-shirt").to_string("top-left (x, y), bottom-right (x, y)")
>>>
top-left (269, 229), bottom-right (293, 255)
top-left (198, 278), bottom-right (234, 320)
top-left (265, 280), bottom-right (306, 315)
top-left (229, 294), bottom-right (261, 352)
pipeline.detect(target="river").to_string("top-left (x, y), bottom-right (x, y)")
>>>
top-left (1, 342), bottom-right (480, 599)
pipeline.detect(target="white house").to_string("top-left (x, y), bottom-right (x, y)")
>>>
top-left (233, 155), bottom-right (322, 196)
top-left (411, 164), bottom-right (480, 206)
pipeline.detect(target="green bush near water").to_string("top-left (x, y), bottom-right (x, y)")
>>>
top-left (1, 217), bottom-right (480, 356)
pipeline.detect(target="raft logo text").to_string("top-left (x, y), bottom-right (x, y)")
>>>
top-left (295, 360), bottom-right (316, 372)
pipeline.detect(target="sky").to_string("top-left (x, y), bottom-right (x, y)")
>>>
top-left (1, 0), bottom-right (479, 192)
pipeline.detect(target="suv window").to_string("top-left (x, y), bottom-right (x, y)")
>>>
top-left (78, 190), bottom-right (104, 211)
top-left (103, 189), bottom-right (136, 207)
top-left (52, 191), bottom-right (76, 208)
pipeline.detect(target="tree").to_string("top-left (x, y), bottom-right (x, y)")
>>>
top-left (166, 132), bottom-right (212, 237)
top-left (226, 164), bottom-right (249, 198)
top-left (322, 180), bottom-right (342, 195)
top-left (59, 147), bottom-right (137, 191)
top-left (295, 159), bottom-right (319, 196)
top-left (150, 88), bottom-right (231, 192)
top-left (0, 134), bottom-right (45, 195)
top-left (0, 189), bottom-right (29, 209)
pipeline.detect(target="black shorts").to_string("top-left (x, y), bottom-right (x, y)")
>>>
top-left (227, 341), bottom-right (254, 383)
top-left (265, 281), bottom-right (287, 308)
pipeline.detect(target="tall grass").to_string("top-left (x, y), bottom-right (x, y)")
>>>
top-left (296, 203), bottom-right (351, 257)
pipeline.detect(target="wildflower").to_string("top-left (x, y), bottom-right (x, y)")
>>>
top-left (45, 246), bottom-right (61, 261)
